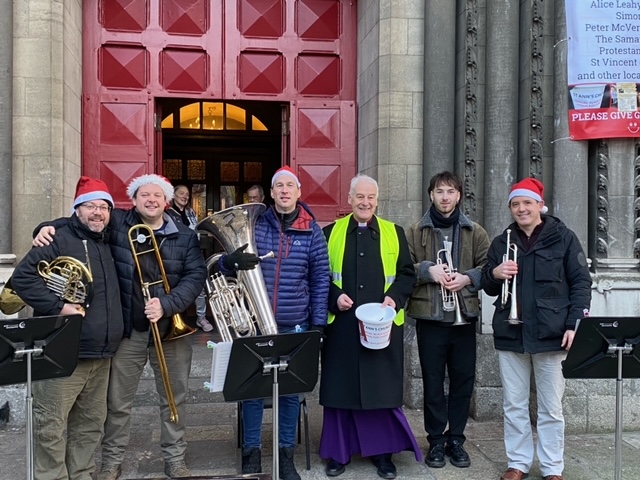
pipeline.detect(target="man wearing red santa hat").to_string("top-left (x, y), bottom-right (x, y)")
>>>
top-left (12, 176), bottom-right (124, 480)
top-left (481, 177), bottom-right (592, 480)
top-left (34, 174), bottom-right (206, 479)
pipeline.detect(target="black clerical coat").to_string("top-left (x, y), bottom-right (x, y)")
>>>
top-left (319, 215), bottom-right (415, 410)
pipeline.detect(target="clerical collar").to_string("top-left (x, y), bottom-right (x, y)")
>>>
top-left (358, 222), bottom-right (368, 228)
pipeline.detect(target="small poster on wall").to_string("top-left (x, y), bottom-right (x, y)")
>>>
top-left (566, 0), bottom-right (640, 140)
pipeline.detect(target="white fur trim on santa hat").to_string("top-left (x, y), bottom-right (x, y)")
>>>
top-left (508, 188), bottom-right (548, 213)
top-left (508, 188), bottom-right (542, 203)
top-left (126, 174), bottom-right (174, 202)
top-left (271, 166), bottom-right (301, 188)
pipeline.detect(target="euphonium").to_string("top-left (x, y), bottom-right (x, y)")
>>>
top-left (128, 224), bottom-right (197, 423)
top-left (501, 229), bottom-right (521, 325)
top-left (436, 236), bottom-right (469, 326)
top-left (197, 203), bottom-right (278, 343)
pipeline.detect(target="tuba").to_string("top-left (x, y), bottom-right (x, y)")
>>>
top-left (197, 203), bottom-right (278, 343)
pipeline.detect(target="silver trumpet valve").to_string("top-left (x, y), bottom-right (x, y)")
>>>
top-left (501, 229), bottom-right (521, 325)
top-left (436, 236), bottom-right (469, 326)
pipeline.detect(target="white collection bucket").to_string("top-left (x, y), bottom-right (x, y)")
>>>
top-left (355, 303), bottom-right (397, 350)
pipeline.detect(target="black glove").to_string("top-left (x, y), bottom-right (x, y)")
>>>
top-left (310, 325), bottom-right (325, 345)
top-left (226, 244), bottom-right (260, 271)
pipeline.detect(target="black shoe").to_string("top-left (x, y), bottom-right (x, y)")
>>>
top-left (425, 444), bottom-right (446, 468)
top-left (325, 459), bottom-right (346, 477)
top-left (445, 440), bottom-right (471, 468)
top-left (371, 454), bottom-right (397, 479)
top-left (279, 446), bottom-right (301, 480)
top-left (241, 447), bottom-right (261, 474)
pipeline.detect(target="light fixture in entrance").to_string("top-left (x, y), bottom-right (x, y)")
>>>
top-left (161, 101), bottom-right (268, 131)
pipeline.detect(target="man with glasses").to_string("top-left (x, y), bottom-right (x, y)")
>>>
top-left (34, 174), bottom-right (207, 479)
top-left (12, 176), bottom-right (124, 480)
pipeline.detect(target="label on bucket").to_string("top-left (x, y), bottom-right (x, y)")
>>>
top-left (358, 318), bottom-right (393, 350)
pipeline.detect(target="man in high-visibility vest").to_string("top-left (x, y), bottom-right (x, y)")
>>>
top-left (319, 174), bottom-right (420, 480)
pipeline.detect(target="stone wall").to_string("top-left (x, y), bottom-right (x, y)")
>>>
top-left (11, 0), bottom-right (83, 259)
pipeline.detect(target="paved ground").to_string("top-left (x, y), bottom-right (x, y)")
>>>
top-left (2, 330), bottom-right (640, 479)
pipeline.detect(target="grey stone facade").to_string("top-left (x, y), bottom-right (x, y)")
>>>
top-left (2, 0), bottom-right (640, 434)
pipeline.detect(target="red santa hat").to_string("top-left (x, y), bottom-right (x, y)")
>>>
top-left (508, 177), bottom-right (548, 214)
top-left (126, 174), bottom-right (174, 202)
top-left (73, 176), bottom-right (114, 209)
top-left (271, 166), bottom-right (301, 188)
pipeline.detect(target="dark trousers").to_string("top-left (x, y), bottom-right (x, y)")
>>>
top-left (416, 320), bottom-right (476, 446)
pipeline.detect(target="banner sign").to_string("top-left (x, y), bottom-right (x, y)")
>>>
top-left (566, 0), bottom-right (640, 140)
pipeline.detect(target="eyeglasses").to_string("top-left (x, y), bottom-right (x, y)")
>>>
top-left (80, 203), bottom-right (111, 213)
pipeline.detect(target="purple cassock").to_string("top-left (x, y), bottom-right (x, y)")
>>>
top-left (319, 407), bottom-right (423, 464)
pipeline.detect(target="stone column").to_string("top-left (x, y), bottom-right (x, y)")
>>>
top-left (0, 0), bottom-right (12, 254)
top-left (11, 0), bottom-right (83, 257)
top-left (358, 0), bottom-right (424, 227)
top-left (422, 0), bottom-right (456, 206)
top-left (483, 0), bottom-right (520, 238)
top-left (552, 0), bottom-right (588, 247)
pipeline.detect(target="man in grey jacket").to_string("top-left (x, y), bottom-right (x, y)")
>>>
top-left (405, 171), bottom-right (489, 470)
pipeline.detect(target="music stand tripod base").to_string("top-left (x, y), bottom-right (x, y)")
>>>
top-left (223, 331), bottom-right (321, 480)
top-left (563, 316), bottom-right (640, 480)
top-left (0, 314), bottom-right (83, 480)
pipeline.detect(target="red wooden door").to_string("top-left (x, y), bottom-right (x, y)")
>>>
top-left (83, 0), bottom-right (357, 221)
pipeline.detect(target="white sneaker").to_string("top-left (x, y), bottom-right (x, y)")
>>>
top-left (196, 317), bottom-right (213, 332)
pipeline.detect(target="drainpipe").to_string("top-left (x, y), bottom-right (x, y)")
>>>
top-left (553, 0), bottom-right (588, 246)
top-left (484, 0), bottom-right (520, 238)
top-left (0, 0), bottom-right (12, 254)
top-left (422, 0), bottom-right (456, 207)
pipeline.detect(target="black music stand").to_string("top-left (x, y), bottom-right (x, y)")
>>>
top-left (563, 317), bottom-right (640, 480)
top-left (0, 315), bottom-right (83, 480)
top-left (223, 332), bottom-right (321, 480)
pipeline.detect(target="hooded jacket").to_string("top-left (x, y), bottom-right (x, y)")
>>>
top-left (220, 202), bottom-right (330, 329)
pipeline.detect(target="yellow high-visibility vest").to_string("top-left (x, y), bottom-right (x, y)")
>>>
top-left (327, 214), bottom-right (405, 325)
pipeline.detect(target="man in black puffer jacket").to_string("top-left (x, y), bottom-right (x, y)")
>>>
top-left (34, 174), bottom-right (206, 480)
top-left (481, 178), bottom-right (592, 480)
top-left (13, 176), bottom-right (123, 480)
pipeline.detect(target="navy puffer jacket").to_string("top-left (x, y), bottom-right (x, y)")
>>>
top-left (221, 202), bottom-right (330, 329)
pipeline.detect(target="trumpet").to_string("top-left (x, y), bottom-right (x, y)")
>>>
top-left (128, 224), bottom-right (197, 423)
top-left (501, 229), bottom-right (521, 325)
top-left (436, 236), bottom-right (469, 326)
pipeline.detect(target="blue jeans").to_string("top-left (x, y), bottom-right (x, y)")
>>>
top-left (242, 323), bottom-right (306, 448)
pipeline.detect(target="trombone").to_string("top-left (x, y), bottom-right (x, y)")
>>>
top-left (501, 229), bottom-right (521, 325)
top-left (436, 236), bottom-right (469, 326)
top-left (129, 224), bottom-right (196, 423)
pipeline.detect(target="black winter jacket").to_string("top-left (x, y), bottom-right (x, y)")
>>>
top-left (37, 209), bottom-right (207, 338)
top-left (481, 215), bottom-right (592, 353)
top-left (15, 215), bottom-right (124, 358)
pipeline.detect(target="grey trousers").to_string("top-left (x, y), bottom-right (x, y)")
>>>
top-left (100, 328), bottom-right (193, 465)
top-left (33, 358), bottom-right (111, 480)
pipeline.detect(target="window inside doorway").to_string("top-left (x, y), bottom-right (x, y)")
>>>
top-left (159, 99), bottom-right (283, 218)
top-left (161, 101), bottom-right (268, 131)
